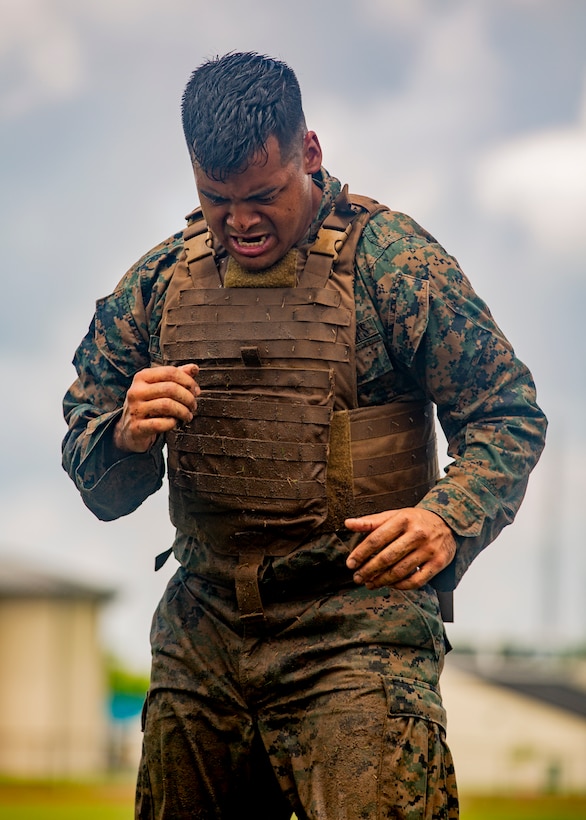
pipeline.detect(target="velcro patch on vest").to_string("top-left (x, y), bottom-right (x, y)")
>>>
top-left (323, 410), bottom-right (355, 529)
top-left (224, 249), bottom-right (298, 288)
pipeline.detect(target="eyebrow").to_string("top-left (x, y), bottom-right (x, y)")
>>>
top-left (200, 185), bottom-right (281, 203)
top-left (199, 190), bottom-right (228, 203)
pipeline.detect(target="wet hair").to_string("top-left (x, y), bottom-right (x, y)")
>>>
top-left (181, 52), bottom-right (307, 181)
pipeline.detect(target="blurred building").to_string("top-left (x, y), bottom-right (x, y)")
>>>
top-left (443, 651), bottom-right (586, 794)
top-left (0, 556), bottom-right (115, 777)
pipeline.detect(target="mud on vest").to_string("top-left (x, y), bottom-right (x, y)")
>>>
top-left (159, 187), bottom-right (440, 561)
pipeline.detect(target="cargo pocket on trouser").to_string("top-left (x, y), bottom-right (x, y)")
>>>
top-left (377, 677), bottom-right (459, 820)
top-left (134, 696), bottom-right (154, 820)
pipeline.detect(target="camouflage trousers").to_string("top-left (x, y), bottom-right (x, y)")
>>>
top-left (136, 565), bottom-right (458, 820)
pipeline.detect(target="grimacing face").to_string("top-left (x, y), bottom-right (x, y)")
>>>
top-left (194, 132), bottom-right (323, 271)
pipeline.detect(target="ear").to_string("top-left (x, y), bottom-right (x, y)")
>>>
top-left (303, 131), bottom-right (323, 174)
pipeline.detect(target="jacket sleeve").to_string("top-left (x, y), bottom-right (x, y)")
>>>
top-left (62, 234), bottom-right (181, 520)
top-left (358, 212), bottom-right (547, 589)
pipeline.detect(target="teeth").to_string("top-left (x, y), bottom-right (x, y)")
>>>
top-left (236, 236), bottom-right (267, 247)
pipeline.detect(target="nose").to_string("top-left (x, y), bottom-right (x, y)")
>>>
top-left (226, 204), bottom-right (261, 234)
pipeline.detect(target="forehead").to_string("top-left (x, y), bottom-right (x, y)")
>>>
top-left (194, 135), bottom-right (295, 195)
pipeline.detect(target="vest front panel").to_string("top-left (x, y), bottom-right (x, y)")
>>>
top-left (161, 198), bottom-right (439, 555)
top-left (162, 254), bottom-right (359, 554)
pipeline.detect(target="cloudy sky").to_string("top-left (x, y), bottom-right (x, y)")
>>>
top-left (1, 0), bottom-right (585, 670)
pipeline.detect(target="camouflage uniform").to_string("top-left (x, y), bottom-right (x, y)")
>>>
top-left (63, 169), bottom-right (546, 819)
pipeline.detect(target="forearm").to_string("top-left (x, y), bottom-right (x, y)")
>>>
top-left (419, 366), bottom-right (547, 589)
top-left (62, 379), bottom-right (165, 521)
top-left (61, 252), bottom-right (175, 520)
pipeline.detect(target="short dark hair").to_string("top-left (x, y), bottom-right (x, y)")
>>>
top-left (181, 52), bottom-right (307, 181)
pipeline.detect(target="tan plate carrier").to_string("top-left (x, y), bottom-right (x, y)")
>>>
top-left (160, 188), bottom-right (447, 621)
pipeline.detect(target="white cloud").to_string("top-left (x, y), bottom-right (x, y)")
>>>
top-left (474, 89), bottom-right (586, 253)
top-left (0, 0), bottom-right (193, 119)
top-left (363, 0), bottom-right (430, 30)
top-left (310, 94), bottom-right (445, 222)
top-left (0, 0), bottom-right (86, 118)
top-left (305, 1), bottom-right (504, 223)
top-left (363, 1), bottom-right (503, 115)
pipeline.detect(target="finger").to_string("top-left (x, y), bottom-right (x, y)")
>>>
top-left (345, 512), bottom-right (404, 570)
top-left (177, 363), bottom-right (200, 394)
top-left (344, 511), bottom-right (393, 534)
top-left (393, 564), bottom-right (428, 590)
top-left (350, 534), bottom-right (416, 584)
top-left (178, 362), bottom-right (199, 376)
top-left (133, 395), bottom-right (196, 423)
top-left (130, 379), bottom-right (199, 415)
top-left (367, 563), bottom-right (427, 591)
top-left (127, 414), bottom-right (185, 437)
top-left (141, 364), bottom-right (200, 394)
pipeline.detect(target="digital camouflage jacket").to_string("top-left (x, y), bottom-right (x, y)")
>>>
top-left (62, 169), bottom-right (547, 592)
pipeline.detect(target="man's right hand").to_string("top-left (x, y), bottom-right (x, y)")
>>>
top-left (113, 364), bottom-right (200, 453)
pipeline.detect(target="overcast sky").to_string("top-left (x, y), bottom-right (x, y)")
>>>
top-left (1, 0), bottom-right (585, 670)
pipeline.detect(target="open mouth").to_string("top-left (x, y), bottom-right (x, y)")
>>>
top-left (234, 235), bottom-right (268, 248)
top-left (229, 234), bottom-right (273, 257)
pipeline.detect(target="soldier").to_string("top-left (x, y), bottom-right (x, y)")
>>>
top-left (62, 52), bottom-right (546, 819)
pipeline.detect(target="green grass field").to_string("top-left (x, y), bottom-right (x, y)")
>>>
top-left (0, 781), bottom-right (134, 820)
top-left (460, 794), bottom-right (586, 820)
top-left (1, 782), bottom-right (585, 819)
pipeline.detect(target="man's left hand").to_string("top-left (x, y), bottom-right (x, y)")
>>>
top-left (345, 508), bottom-right (456, 590)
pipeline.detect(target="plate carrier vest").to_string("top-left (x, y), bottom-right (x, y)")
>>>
top-left (160, 188), bottom-right (440, 567)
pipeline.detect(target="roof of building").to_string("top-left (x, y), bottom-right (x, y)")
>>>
top-left (449, 652), bottom-right (586, 720)
top-left (0, 556), bottom-right (116, 602)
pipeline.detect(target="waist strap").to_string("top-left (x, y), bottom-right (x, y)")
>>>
top-left (235, 552), bottom-right (266, 624)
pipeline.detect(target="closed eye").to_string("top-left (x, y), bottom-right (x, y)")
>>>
top-left (253, 194), bottom-right (278, 204)
top-left (246, 186), bottom-right (281, 205)
top-left (200, 191), bottom-right (229, 206)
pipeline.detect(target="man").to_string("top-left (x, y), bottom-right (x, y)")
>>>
top-left (63, 52), bottom-right (546, 819)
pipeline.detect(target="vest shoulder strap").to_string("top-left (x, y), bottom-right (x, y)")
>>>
top-left (300, 186), bottom-right (389, 289)
top-left (183, 210), bottom-right (220, 288)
